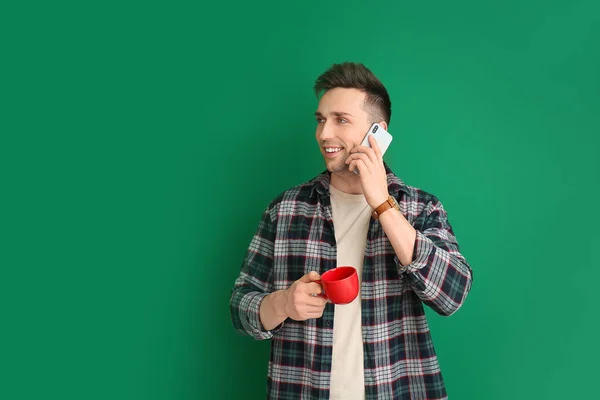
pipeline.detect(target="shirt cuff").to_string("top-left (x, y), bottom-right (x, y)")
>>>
top-left (240, 291), bottom-right (284, 340)
top-left (395, 230), bottom-right (435, 274)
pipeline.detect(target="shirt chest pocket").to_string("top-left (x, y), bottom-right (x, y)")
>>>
top-left (271, 239), bottom-right (337, 291)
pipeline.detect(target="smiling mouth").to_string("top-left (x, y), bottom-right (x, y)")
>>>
top-left (324, 147), bottom-right (343, 155)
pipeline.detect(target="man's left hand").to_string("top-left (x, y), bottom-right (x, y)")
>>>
top-left (345, 135), bottom-right (389, 209)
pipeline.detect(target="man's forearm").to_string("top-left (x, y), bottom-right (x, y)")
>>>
top-left (379, 208), bottom-right (416, 266)
top-left (259, 290), bottom-right (288, 331)
top-left (379, 204), bottom-right (473, 315)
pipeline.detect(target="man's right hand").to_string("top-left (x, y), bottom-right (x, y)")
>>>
top-left (260, 271), bottom-right (327, 330)
top-left (283, 271), bottom-right (328, 321)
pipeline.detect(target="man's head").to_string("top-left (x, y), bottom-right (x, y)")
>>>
top-left (313, 62), bottom-right (392, 175)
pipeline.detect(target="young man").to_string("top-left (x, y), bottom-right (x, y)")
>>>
top-left (230, 62), bottom-right (473, 400)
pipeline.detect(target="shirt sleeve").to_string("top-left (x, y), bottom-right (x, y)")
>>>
top-left (394, 199), bottom-right (473, 316)
top-left (230, 205), bottom-right (284, 339)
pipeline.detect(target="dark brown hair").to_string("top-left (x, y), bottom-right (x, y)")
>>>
top-left (314, 62), bottom-right (392, 125)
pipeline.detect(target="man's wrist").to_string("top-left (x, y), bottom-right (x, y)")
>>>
top-left (372, 195), bottom-right (399, 219)
top-left (260, 290), bottom-right (289, 331)
top-left (370, 196), bottom-right (388, 209)
top-left (270, 290), bottom-right (289, 320)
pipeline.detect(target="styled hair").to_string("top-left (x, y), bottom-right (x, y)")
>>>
top-left (314, 62), bottom-right (392, 125)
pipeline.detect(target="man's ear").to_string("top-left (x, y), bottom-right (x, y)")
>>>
top-left (379, 121), bottom-right (388, 131)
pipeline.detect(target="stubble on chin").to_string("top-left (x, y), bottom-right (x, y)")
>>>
top-left (326, 153), bottom-right (351, 175)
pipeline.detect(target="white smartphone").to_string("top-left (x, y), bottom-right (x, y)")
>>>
top-left (360, 122), bottom-right (393, 154)
top-left (353, 123), bottom-right (393, 174)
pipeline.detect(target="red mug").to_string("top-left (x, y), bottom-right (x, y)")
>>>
top-left (315, 266), bottom-right (359, 305)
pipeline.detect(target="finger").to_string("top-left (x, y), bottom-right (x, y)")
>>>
top-left (298, 271), bottom-right (321, 283)
top-left (351, 159), bottom-right (366, 174)
top-left (306, 282), bottom-right (323, 294)
top-left (348, 160), bottom-right (357, 173)
top-left (368, 134), bottom-right (383, 160)
top-left (346, 152), bottom-right (371, 167)
top-left (349, 159), bottom-right (366, 174)
top-left (297, 296), bottom-right (327, 308)
top-left (351, 145), bottom-right (377, 163)
top-left (305, 299), bottom-right (328, 308)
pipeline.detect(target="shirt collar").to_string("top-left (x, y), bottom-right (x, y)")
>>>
top-left (309, 162), bottom-right (412, 199)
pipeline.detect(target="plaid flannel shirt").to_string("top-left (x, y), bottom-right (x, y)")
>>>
top-left (230, 163), bottom-right (473, 400)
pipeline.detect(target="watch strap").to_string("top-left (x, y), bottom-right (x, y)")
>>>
top-left (372, 196), bottom-right (399, 219)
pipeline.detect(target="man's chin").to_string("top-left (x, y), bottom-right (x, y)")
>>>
top-left (325, 160), bottom-right (351, 175)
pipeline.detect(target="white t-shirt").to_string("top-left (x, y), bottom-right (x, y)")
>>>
top-left (328, 184), bottom-right (371, 400)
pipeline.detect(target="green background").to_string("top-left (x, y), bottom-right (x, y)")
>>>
top-left (2, 0), bottom-right (599, 399)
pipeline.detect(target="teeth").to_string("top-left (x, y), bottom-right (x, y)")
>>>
top-left (325, 148), bottom-right (342, 153)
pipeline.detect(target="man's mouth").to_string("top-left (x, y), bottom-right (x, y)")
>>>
top-left (324, 147), bottom-right (344, 158)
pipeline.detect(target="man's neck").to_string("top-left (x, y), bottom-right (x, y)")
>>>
top-left (330, 171), bottom-right (364, 195)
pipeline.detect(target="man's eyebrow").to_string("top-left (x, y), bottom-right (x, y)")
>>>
top-left (314, 111), bottom-right (354, 117)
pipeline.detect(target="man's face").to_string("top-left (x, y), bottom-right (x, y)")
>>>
top-left (315, 88), bottom-right (372, 175)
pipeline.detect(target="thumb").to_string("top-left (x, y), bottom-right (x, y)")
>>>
top-left (298, 271), bottom-right (321, 283)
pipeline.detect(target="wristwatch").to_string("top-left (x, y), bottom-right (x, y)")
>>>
top-left (372, 195), bottom-right (400, 219)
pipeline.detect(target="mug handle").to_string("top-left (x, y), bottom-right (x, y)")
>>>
top-left (313, 280), bottom-right (328, 299)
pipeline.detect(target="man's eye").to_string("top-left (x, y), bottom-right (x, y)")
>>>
top-left (316, 118), bottom-right (325, 124)
top-left (338, 118), bottom-right (348, 123)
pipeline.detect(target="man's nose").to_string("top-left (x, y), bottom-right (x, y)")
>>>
top-left (318, 122), bottom-right (335, 141)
